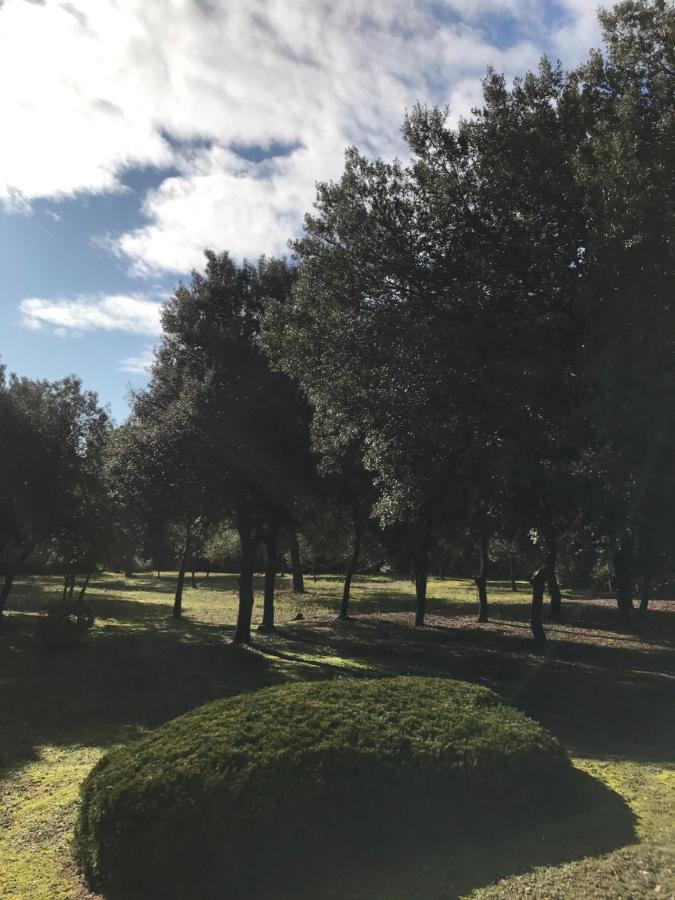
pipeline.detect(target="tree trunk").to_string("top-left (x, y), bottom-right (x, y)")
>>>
top-left (637, 528), bottom-right (653, 614)
top-left (68, 574), bottom-right (76, 599)
top-left (290, 531), bottom-right (305, 594)
top-left (233, 508), bottom-right (257, 645)
top-left (0, 573), bottom-right (17, 619)
top-left (414, 521), bottom-right (431, 628)
top-left (78, 573), bottom-right (91, 603)
top-left (339, 518), bottom-right (362, 620)
top-left (191, 568), bottom-right (197, 588)
top-left (475, 530), bottom-right (489, 623)
top-left (546, 533), bottom-right (562, 622)
top-left (0, 542), bottom-right (36, 619)
top-left (530, 566), bottom-right (547, 643)
top-left (614, 534), bottom-right (634, 616)
top-left (259, 521), bottom-right (279, 632)
top-left (639, 574), bottom-right (651, 613)
top-left (173, 524), bottom-right (192, 620)
top-left (510, 557), bottom-right (518, 592)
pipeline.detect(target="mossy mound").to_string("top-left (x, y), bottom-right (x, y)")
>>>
top-left (75, 677), bottom-right (569, 899)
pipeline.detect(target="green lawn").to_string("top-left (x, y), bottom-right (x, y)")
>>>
top-left (1, 572), bottom-right (673, 899)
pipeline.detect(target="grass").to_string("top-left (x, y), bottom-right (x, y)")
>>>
top-left (1, 571), bottom-right (674, 898)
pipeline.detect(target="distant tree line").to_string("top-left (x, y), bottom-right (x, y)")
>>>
top-left (1, 0), bottom-right (673, 643)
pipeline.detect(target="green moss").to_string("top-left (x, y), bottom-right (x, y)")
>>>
top-left (75, 677), bottom-right (566, 900)
top-left (0, 745), bottom-right (101, 900)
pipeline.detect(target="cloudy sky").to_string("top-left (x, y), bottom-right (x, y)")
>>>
top-left (0, 0), bottom-right (606, 420)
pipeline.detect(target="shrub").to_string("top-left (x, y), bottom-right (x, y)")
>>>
top-left (37, 602), bottom-right (94, 650)
top-left (75, 677), bottom-right (570, 900)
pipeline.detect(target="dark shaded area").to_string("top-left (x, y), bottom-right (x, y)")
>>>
top-left (2, 576), bottom-right (673, 897)
top-left (285, 766), bottom-right (636, 900)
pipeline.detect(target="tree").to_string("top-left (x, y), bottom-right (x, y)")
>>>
top-left (288, 531), bottom-right (306, 593)
top-left (106, 385), bottom-right (208, 620)
top-left (274, 56), bottom-right (591, 637)
top-left (145, 251), bottom-right (313, 643)
top-left (269, 145), bottom-right (478, 628)
top-left (574, 0), bottom-right (675, 615)
top-left (0, 371), bottom-right (109, 619)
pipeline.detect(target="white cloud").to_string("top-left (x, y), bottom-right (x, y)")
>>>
top-left (552, 0), bottom-right (604, 65)
top-left (0, 0), bottom-right (611, 274)
top-left (19, 294), bottom-right (164, 336)
top-left (118, 345), bottom-right (155, 374)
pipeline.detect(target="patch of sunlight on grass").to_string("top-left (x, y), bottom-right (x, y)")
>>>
top-left (265, 650), bottom-right (375, 670)
top-left (573, 758), bottom-right (675, 843)
top-left (0, 745), bottom-right (102, 899)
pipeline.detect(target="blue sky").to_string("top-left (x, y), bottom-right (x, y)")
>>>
top-left (0, 0), bottom-right (605, 422)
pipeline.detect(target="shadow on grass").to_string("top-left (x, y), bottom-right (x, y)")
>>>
top-left (0, 574), bottom-right (671, 899)
top-left (286, 766), bottom-right (637, 900)
top-left (256, 614), bottom-right (675, 763)
top-left (2, 577), bottom-right (673, 777)
top-left (0, 609), bottom-right (294, 777)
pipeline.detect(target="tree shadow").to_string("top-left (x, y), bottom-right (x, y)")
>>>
top-left (0, 609), bottom-right (291, 778)
top-left (256, 612), bottom-right (675, 763)
top-left (1, 574), bottom-right (671, 899)
top-left (283, 764), bottom-right (637, 900)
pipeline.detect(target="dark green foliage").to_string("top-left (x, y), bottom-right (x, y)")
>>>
top-left (0, 370), bottom-right (109, 616)
top-left (37, 602), bottom-right (95, 651)
top-left (75, 676), bottom-right (569, 899)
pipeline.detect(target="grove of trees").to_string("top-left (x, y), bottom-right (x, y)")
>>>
top-left (1, 0), bottom-right (673, 644)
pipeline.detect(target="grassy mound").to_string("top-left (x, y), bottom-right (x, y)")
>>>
top-left (75, 676), bottom-right (570, 899)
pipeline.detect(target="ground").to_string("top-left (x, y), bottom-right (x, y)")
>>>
top-left (0, 573), bottom-right (673, 899)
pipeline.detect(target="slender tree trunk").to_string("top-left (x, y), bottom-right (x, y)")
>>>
top-left (78, 573), bottom-right (91, 603)
top-left (530, 566), bottom-right (547, 643)
top-left (290, 531), bottom-right (305, 594)
top-left (638, 528), bottom-right (653, 613)
top-left (510, 556), bottom-right (518, 592)
top-left (259, 521), bottom-right (279, 631)
top-left (613, 534), bottom-right (634, 617)
top-left (475, 530), bottom-right (489, 623)
top-left (546, 533), bottom-right (562, 622)
top-left (0, 573), bottom-right (17, 619)
top-left (639, 574), bottom-right (651, 613)
top-left (68, 574), bottom-right (76, 599)
top-left (0, 542), bottom-right (36, 619)
top-left (62, 576), bottom-right (69, 603)
top-left (191, 568), bottom-right (197, 588)
top-left (233, 508), bottom-right (257, 645)
top-left (339, 518), bottom-right (362, 620)
top-left (414, 521), bottom-right (431, 628)
top-left (173, 524), bottom-right (192, 620)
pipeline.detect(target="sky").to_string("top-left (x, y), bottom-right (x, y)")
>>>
top-left (0, 0), bottom-right (607, 422)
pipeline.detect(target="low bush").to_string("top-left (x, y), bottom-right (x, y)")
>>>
top-left (75, 676), bottom-right (570, 899)
top-left (37, 602), bottom-right (94, 650)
